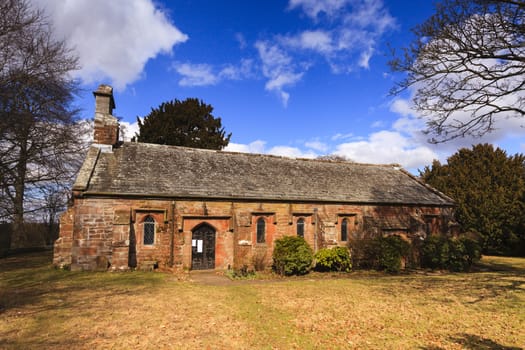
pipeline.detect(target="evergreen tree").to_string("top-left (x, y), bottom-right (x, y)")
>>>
top-left (420, 144), bottom-right (525, 255)
top-left (135, 98), bottom-right (231, 150)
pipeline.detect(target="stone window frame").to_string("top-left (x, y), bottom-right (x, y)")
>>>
top-left (337, 213), bottom-right (358, 242)
top-left (296, 217), bottom-right (305, 238)
top-left (251, 212), bottom-right (275, 245)
top-left (256, 217), bottom-right (266, 244)
top-left (143, 215), bottom-right (156, 246)
top-left (341, 218), bottom-right (349, 242)
top-left (134, 210), bottom-right (165, 248)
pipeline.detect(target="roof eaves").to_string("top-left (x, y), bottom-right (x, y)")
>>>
top-left (79, 190), bottom-right (455, 207)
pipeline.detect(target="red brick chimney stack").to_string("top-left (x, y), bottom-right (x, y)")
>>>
top-left (93, 84), bottom-right (119, 147)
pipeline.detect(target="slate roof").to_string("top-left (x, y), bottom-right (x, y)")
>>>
top-left (73, 142), bottom-right (454, 206)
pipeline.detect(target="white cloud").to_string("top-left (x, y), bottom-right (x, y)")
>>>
top-left (235, 33), bottom-right (248, 50)
top-left (252, 0), bottom-right (397, 102)
top-left (265, 72), bottom-right (304, 92)
top-left (119, 120), bottom-right (140, 142)
top-left (223, 132), bottom-right (438, 171)
top-left (255, 41), bottom-right (305, 106)
top-left (175, 63), bottom-right (218, 86)
top-left (331, 132), bottom-right (354, 141)
top-left (174, 59), bottom-right (255, 87)
top-left (283, 30), bottom-right (334, 54)
top-left (389, 101), bottom-right (492, 164)
top-left (219, 59), bottom-right (256, 80)
top-left (358, 48), bottom-right (373, 69)
top-left (371, 120), bottom-right (386, 128)
top-left (334, 130), bottom-right (438, 169)
top-left (224, 140), bottom-right (267, 154)
top-left (268, 146), bottom-right (318, 158)
top-left (288, 0), bottom-right (350, 20)
top-left (223, 116), bottom-right (456, 172)
top-left (390, 98), bottom-right (415, 117)
top-left (387, 90), bottom-right (525, 170)
top-left (343, 0), bottom-right (396, 33)
top-left (305, 140), bottom-right (329, 152)
top-left (34, 0), bottom-right (188, 90)
top-left (224, 140), bottom-right (317, 159)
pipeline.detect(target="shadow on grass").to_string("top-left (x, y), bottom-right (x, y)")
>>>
top-left (452, 257), bottom-right (524, 304)
top-left (0, 335), bottom-right (89, 350)
top-left (369, 256), bottom-right (525, 306)
top-left (0, 252), bottom-right (174, 349)
top-left (474, 258), bottom-right (525, 275)
top-left (420, 333), bottom-right (523, 349)
top-left (0, 250), bottom-right (54, 272)
top-left (0, 251), bottom-right (166, 314)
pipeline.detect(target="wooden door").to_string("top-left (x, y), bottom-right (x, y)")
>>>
top-left (191, 224), bottom-right (216, 270)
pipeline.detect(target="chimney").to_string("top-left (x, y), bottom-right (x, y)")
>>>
top-left (93, 84), bottom-right (119, 148)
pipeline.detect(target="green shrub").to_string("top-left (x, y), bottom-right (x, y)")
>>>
top-left (377, 235), bottom-right (410, 273)
top-left (459, 236), bottom-right (482, 268)
top-left (421, 234), bottom-right (481, 272)
top-left (348, 238), bottom-right (378, 269)
top-left (314, 247), bottom-right (352, 272)
top-left (350, 235), bottom-right (409, 273)
top-left (421, 235), bottom-right (448, 269)
top-left (272, 236), bottom-right (313, 276)
top-left (447, 238), bottom-right (467, 272)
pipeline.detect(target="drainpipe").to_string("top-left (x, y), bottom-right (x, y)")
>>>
top-left (170, 201), bottom-right (175, 267)
top-left (313, 208), bottom-right (318, 253)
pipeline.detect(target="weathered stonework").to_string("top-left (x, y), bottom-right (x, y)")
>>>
top-left (93, 84), bottom-right (119, 147)
top-left (53, 84), bottom-right (457, 271)
top-left (54, 197), bottom-right (455, 271)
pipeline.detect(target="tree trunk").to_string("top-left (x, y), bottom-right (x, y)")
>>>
top-left (10, 137), bottom-right (27, 250)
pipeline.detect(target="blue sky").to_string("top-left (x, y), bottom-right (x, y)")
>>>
top-left (33, 0), bottom-right (525, 173)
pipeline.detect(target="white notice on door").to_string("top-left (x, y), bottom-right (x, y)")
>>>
top-left (192, 239), bottom-right (196, 247)
top-left (197, 240), bottom-right (203, 253)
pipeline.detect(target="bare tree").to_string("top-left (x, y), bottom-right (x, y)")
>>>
top-left (390, 0), bottom-right (525, 143)
top-left (0, 0), bottom-right (86, 249)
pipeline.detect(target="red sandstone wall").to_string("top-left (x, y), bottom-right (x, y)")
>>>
top-left (54, 197), bottom-right (455, 271)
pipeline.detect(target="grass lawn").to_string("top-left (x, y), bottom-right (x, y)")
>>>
top-left (1, 252), bottom-right (524, 349)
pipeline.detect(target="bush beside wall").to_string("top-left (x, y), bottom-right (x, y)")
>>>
top-left (349, 234), bottom-right (481, 273)
top-left (314, 247), bottom-right (352, 272)
top-left (272, 236), bottom-right (313, 276)
top-left (421, 235), bottom-right (481, 272)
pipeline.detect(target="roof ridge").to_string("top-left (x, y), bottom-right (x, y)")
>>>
top-left (123, 141), bottom-right (401, 168)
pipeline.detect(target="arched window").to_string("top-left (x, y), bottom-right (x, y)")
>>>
top-left (341, 218), bottom-right (348, 241)
top-left (297, 218), bottom-right (305, 237)
top-left (256, 217), bottom-right (266, 243)
top-left (143, 216), bottom-right (155, 245)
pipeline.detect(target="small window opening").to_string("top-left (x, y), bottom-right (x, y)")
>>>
top-left (297, 218), bottom-right (305, 237)
top-left (341, 218), bottom-right (348, 241)
top-left (143, 216), bottom-right (155, 245)
top-left (256, 217), bottom-right (266, 243)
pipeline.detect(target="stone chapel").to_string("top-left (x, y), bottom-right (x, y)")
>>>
top-left (53, 85), bottom-right (456, 271)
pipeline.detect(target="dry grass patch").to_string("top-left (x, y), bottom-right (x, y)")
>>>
top-left (1, 252), bottom-right (524, 349)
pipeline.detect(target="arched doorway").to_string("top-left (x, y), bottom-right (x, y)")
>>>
top-left (191, 223), bottom-right (216, 270)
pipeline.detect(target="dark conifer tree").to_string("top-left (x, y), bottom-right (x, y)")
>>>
top-left (420, 144), bottom-right (525, 255)
top-left (135, 98), bottom-right (231, 150)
